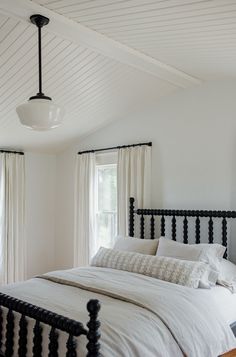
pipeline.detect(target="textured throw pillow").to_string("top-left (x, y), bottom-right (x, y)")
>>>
top-left (113, 236), bottom-right (159, 255)
top-left (91, 247), bottom-right (208, 288)
top-left (217, 259), bottom-right (236, 293)
top-left (156, 237), bottom-right (226, 287)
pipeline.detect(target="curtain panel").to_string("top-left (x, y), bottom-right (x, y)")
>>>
top-left (117, 145), bottom-right (151, 236)
top-left (74, 153), bottom-right (96, 267)
top-left (0, 153), bottom-right (25, 284)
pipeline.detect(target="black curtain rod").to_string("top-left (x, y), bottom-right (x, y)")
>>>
top-left (0, 150), bottom-right (24, 155)
top-left (78, 142), bottom-right (152, 155)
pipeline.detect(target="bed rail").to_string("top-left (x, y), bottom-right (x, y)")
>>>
top-left (0, 293), bottom-right (101, 356)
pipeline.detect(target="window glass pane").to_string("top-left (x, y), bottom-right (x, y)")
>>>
top-left (96, 164), bottom-right (117, 249)
top-left (98, 166), bottom-right (117, 212)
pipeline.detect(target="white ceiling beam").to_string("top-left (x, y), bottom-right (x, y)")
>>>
top-left (0, 0), bottom-right (202, 88)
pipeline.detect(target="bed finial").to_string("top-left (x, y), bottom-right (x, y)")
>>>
top-left (86, 299), bottom-right (101, 357)
top-left (129, 197), bottom-right (135, 237)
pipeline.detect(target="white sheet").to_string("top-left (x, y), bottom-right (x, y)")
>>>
top-left (1, 267), bottom-right (236, 357)
top-left (208, 285), bottom-right (236, 325)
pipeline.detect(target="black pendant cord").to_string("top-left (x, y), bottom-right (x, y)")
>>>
top-left (29, 14), bottom-right (51, 101)
top-left (38, 24), bottom-right (43, 96)
top-left (78, 141), bottom-right (152, 155)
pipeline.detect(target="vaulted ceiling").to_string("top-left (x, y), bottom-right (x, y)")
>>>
top-left (0, 0), bottom-right (234, 152)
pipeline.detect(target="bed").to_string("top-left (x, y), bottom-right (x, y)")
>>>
top-left (0, 197), bottom-right (236, 356)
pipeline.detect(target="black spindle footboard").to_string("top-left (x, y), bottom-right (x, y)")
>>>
top-left (0, 293), bottom-right (101, 357)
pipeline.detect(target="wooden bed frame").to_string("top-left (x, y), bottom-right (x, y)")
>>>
top-left (0, 197), bottom-right (236, 356)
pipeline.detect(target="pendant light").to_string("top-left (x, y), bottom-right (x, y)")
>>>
top-left (16, 14), bottom-right (64, 130)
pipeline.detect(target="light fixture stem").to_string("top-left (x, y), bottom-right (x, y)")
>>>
top-left (29, 15), bottom-right (51, 101)
top-left (38, 25), bottom-right (43, 95)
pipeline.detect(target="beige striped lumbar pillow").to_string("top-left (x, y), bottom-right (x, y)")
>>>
top-left (91, 247), bottom-right (208, 288)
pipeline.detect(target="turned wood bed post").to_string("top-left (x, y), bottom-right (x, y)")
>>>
top-left (129, 197), bottom-right (135, 237)
top-left (86, 299), bottom-right (101, 357)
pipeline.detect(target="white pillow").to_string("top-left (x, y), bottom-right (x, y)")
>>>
top-left (217, 259), bottom-right (236, 293)
top-left (91, 247), bottom-right (208, 289)
top-left (113, 236), bottom-right (158, 255)
top-left (156, 237), bottom-right (226, 286)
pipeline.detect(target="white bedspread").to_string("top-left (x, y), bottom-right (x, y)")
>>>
top-left (1, 266), bottom-right (236, 357)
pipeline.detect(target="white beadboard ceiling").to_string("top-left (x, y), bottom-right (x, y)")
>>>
top-left (35, 0), bottom-right (236, 80)
top-left (0, 0), bottom-right (234, 152)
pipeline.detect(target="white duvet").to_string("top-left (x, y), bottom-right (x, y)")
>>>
top-left (1, 266), bottom-right (236, 357)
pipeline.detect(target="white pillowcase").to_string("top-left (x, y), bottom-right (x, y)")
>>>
top-left (156, 237), bottom-right (226, 287)
top-left (91, 247), bottom-right (208, 288)
top-left (217, 259), bottom-right (236, 293)
top-left (113, 235), bottom-right (159, 255)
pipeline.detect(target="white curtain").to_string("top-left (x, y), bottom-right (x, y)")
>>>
top-left (74, 153), bottom-right (96, 267)
top-left (0, 153), bottom-right (25, 284)
top-left (117, 145), bottom-right (151, 236)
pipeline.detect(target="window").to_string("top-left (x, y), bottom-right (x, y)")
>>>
top-left (95, 154), bottom-right (117, 250)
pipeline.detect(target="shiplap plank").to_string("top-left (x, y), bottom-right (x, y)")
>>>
top-left (42, 0), bottom-right (92, 10)
top-left (58, 61), bottom-right (118, 104)
top-left (96, 16), bottom-right (236, 38)
top-left (104, 19), bottom-right (236, 37)
top-left (45, 49), bottom-right (98, 90)
top-left (61, 0), bottom-right (207, 16)
top-left (34, 0), bottom-right (61, 4)
top-left (0, 22), bottom-right (31, 54)
top-left (0, 32), bottom-right (57, 84)
top-left (81, 7), bottom-right (236, 29)
top-left (0, 17), bottom-right (19, 42)
top-left (70, 70), bottom-right (174, 121)
top-left (1, 28), bottom-right (37, 67)
top-left (47, 54), bottom-right (110, 97)
top-left (66, 65), bottom-right (158, 117)
top-left (68, 1), bottom-right (236, 22)
top-left (111, 26), bottom-right (236, 42)
top-left (52, 57), bottom-right (115, 102)
top-left (43, 48), bottom-right (99, 90)
top-left (47, 0), bottom-right (130, 12)
top-left (123, 34), bottom-right (236, 48)
top-left (0, 14), bottom-right (8, 27)
top-left (64, 65), bottom-right (128, 113)
top-left (0, 33), bottom-right (60, 104)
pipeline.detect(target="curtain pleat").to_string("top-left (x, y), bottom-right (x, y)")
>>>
top-left (0, 153), bottom-right (25, 284)
top-left (117, 145), bottom-right (151, 236)
top-left (74, 153), bottom-right (96, 266)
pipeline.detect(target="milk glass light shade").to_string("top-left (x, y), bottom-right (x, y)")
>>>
top-left (16, 98), bottom-right (64, 131)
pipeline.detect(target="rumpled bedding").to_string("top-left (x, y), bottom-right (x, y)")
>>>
top-left (1, 266), bottom-right (236, 357)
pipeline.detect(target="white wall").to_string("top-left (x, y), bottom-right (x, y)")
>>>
top-left (55, 80), bottom-right (236, 267)
top-left (54, 151), bottom-right (75, 269)
top-left (25, 153), bottom-right (56, 278)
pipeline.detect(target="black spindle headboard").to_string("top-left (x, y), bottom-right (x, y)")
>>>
top-left (129, 197), bottom-right (236, 259)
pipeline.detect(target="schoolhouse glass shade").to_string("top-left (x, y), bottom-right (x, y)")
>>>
top-left (16, 98), bottom-right (64, 131)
